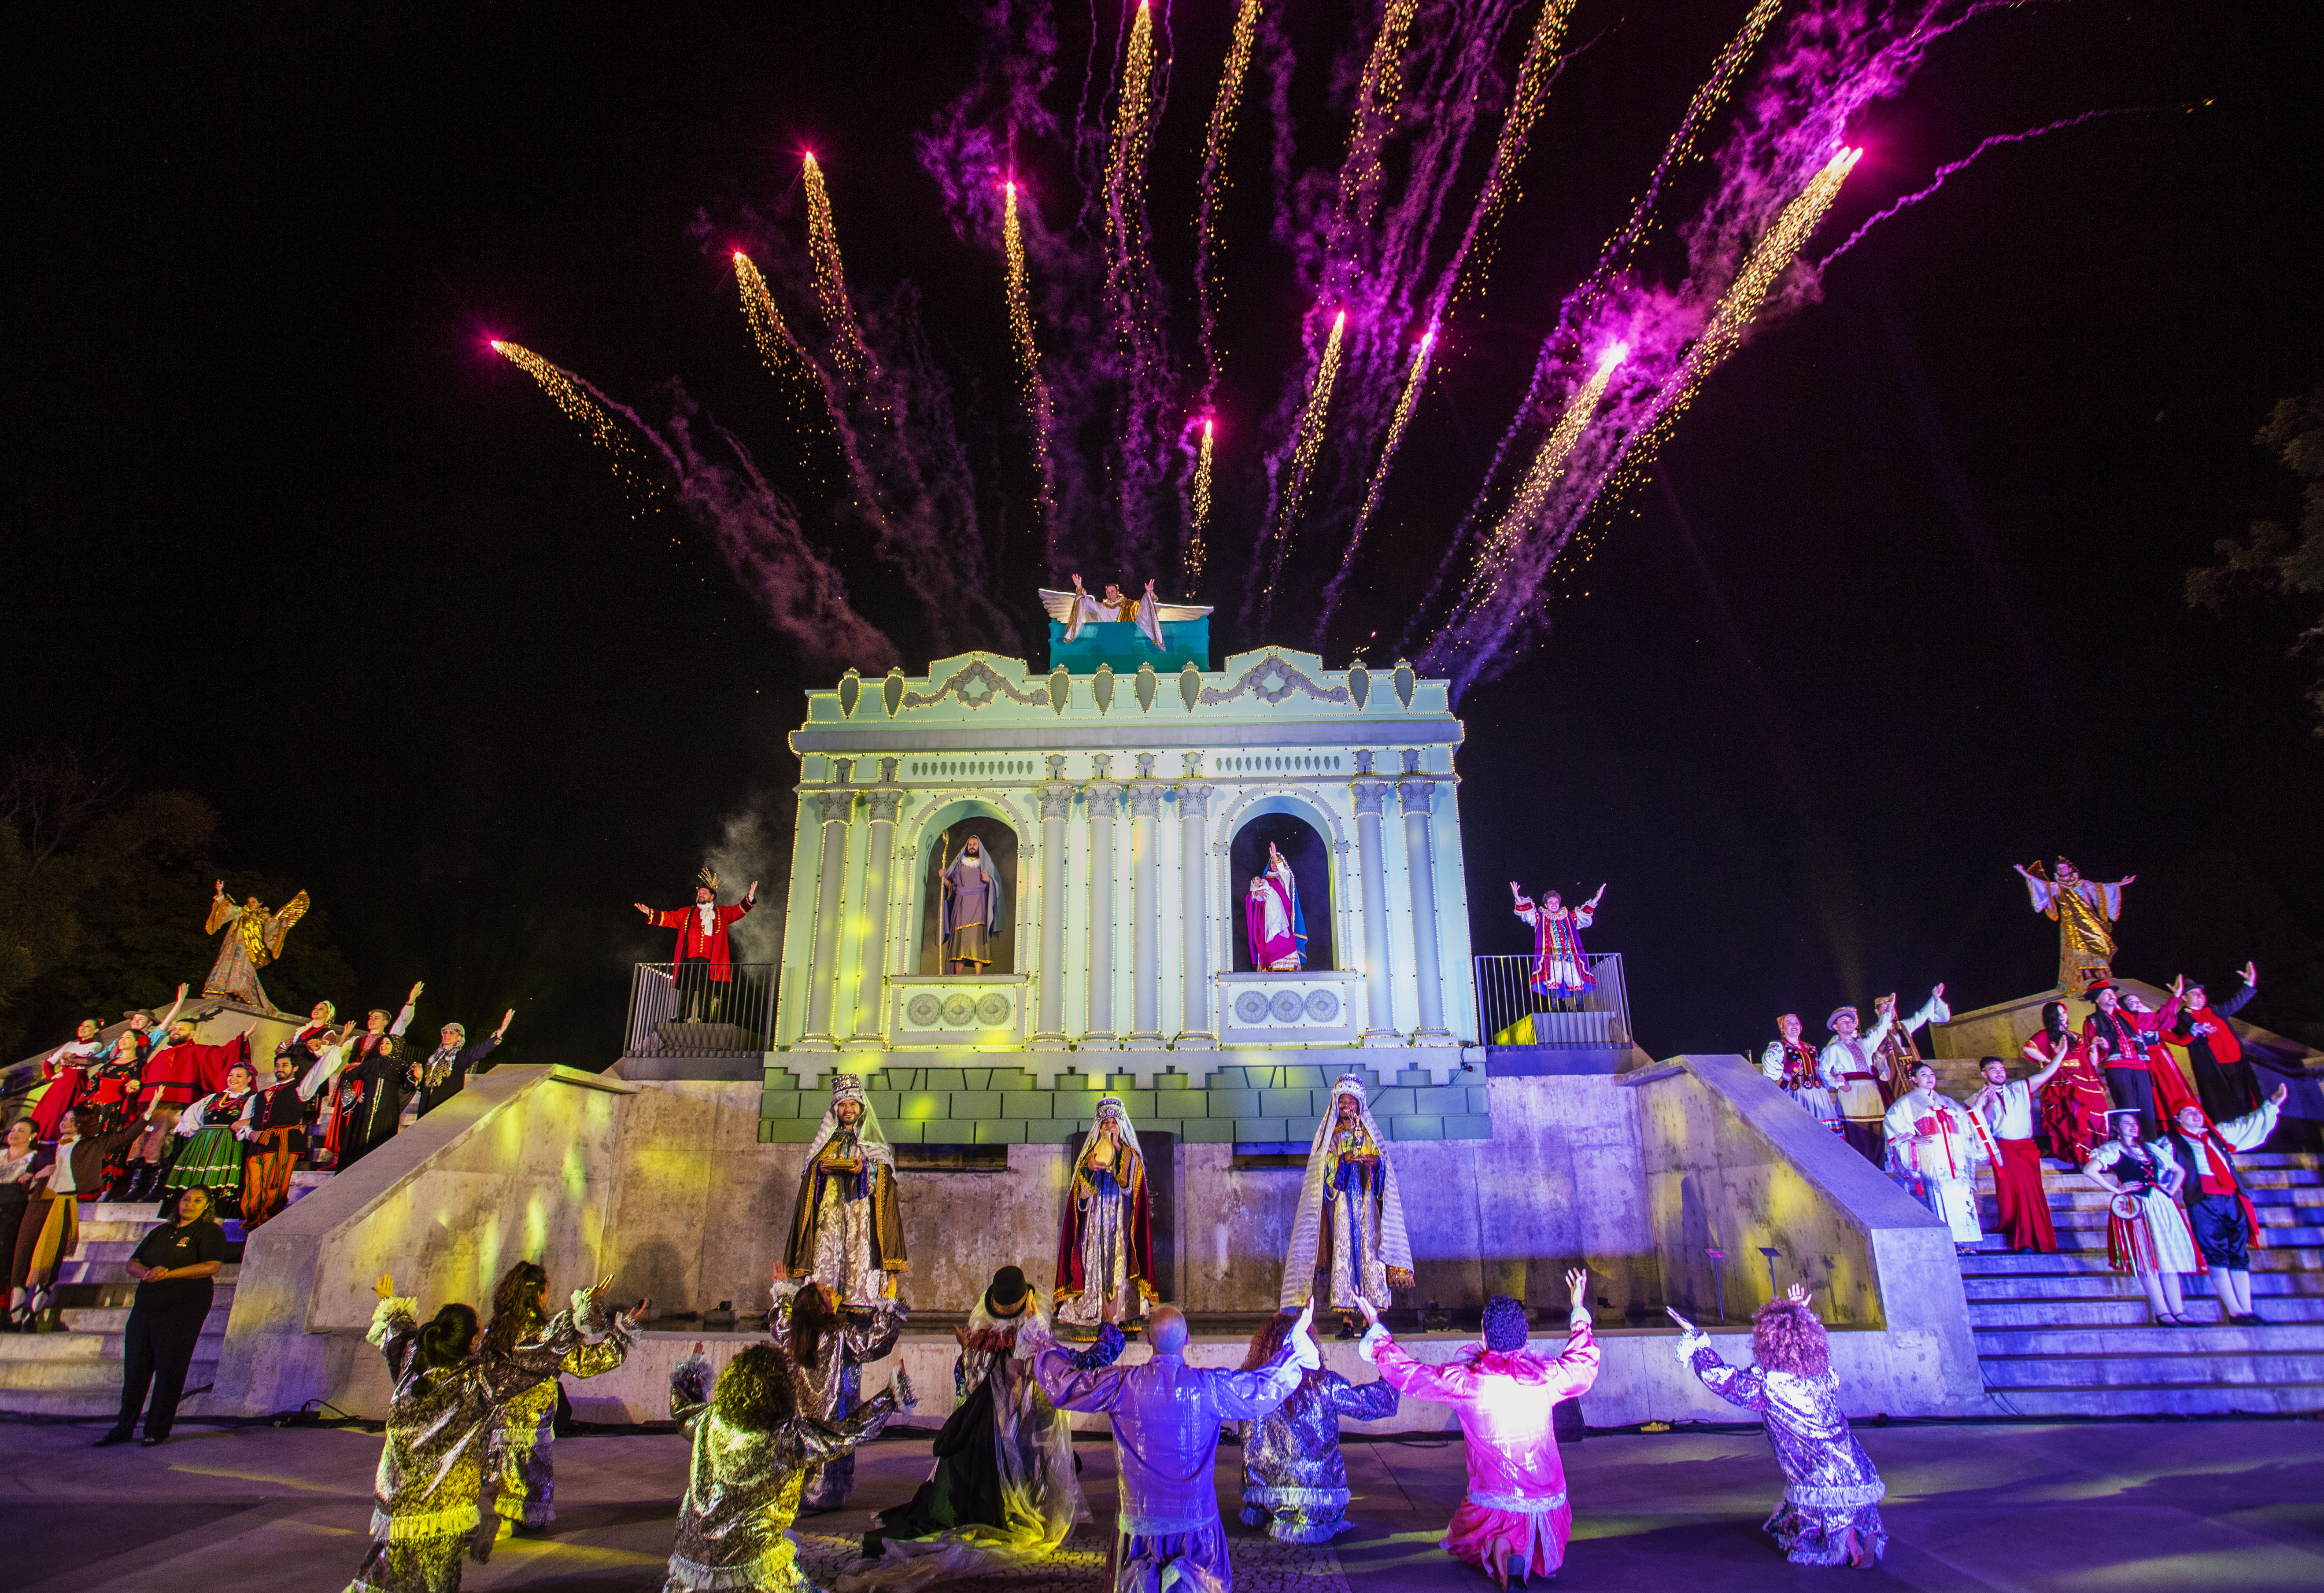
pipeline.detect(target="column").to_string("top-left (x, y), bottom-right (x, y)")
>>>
top-left (801, 787), bottom-right (855, 1048)
top-left (1127, 781), bottom-right (1167, 1046)
top-left (1084, 781), bottom-right (1121, 1045)
top-left (1030, 782), bottom-right (1075, 1048)
top-left (1399, 776), bottom-right (1451, 1042)
top-left (1175, 782), bottom-right (1216, 1046)
top-left (1353, 779), bottom-right (1399, 1044)
top-left (848, 785), bottom-right (902, 1044)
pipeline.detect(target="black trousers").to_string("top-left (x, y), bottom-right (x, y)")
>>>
top-left (114, 1283), bottom-right (213, 1440)
top-left (2103, 1066), bottom-right (2157, 1139)
top-left (2188, 1193), bottom-right (2254, 1270)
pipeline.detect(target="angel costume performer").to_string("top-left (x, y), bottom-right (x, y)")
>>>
top-left (938, 836), bottom-right (1006, 971)
top-left (850, 1268), bottom-right (1122, 1591)
top-left (1237, 1309), bottom-right (1400, 1542)
top-left (1041, 576), bottom-right (1209, 651)
top-left (202, 885), bottom-right (310, 1012)
top-left (1882, 1080), bottom-right (1996, 1245)
top-left (1511, 889), bottom-right (1596, 999)
top-left (1244, 843), bottom-right (1307, 972)
top-left (1054, 1095), bottom-right (1156, 1330)
top-left (354, 1287), bottom-right (630, 1593)
top-left (784, 1075), bottom-right (907, 1308)
top-left (664, 1346), bottom-right (909, 1593)
top-left (769, 1277), bottom-right (907, 1511)
top-left (1029, 1305), bottom-right (1317, 1593)
top-left (1819, 990), bottom-right (1947, 1165)
top-left (1675, 1291), bottom-right (1887, 1568)
top-left (2021, 858), bottom-right (2129, 995)
top-left (1363, 1293), bottom-right (1602, 1585)
top-left (1281, 1077), bottom-right (1414, 1318)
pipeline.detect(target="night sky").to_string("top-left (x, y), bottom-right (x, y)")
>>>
top-left (11, 3), bottom-right (2321, 1064)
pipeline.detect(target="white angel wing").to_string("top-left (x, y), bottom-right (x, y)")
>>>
top-left (1038, 588), bottom-right (1085, 623)
top-left (1153, 601), bottom-right (1213, 622)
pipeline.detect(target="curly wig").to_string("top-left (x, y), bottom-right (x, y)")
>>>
top-left (1240, 1308), bottom-right (1323, 1390)
top-left (713, 1342), bottom-right (802, 1431)
top-left (1482, 1294), bottom-right (1531, 1352)
top-left (484, 1260), bottom-right (549, 1358)
top-left (417, 1303), bottom-right (480, 1373)
top-left (1750, 1296), bottom-right (1830, 1378)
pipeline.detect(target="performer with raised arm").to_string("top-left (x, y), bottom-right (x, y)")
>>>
top-left (306, 986), bottom-right (423, 1168)
top-left (768, 1269), bottom-right (907, 1512)
top-left (201, 879), bottom-right (310, 1013)
top-left (1054, 1094), bottom-right (1155, 1332)
top-left (663, 1339), bottom-right (913, 1593)
top-left (1669, 1286), bottom-right (1887, 1569)
top-left (635, 868), bottom-right (758, 1021)
top-left (1883, 1062), bottom-right (1995, 1253)
top-left (126, 1015), bottom-right (245, 1201)
top-left (1819, 987), bottom-right (1946, 1167)
top-left (1025, 1300), bottom-right (1319, 1593)
top-left (2165, 1084), bottom-right (2291, 1327)
top-left (1510, 881), bottom-right (1604, 1010)
top-left (2084, 1109), bottom-right (2199, 1327)
top-left (1237, 1306), bottom-right (1400, 1542)
top-left (938, 832), bottom-right (1007, 974)
top-left (2016, 857), bottom-right (2132, 995)
top-left (2081, 981), bottom-right (2194, 1139)
top-left (27, 1020), bottom-right (106, 1142)
top-left (853, 1266), bottom-right (1123, 1587)
top-left (2164, 963), bottom-right (2264, 1122)
top-left (163, 1061), bottom-right (261, 1217)
top-left (783, 1074), bottom-right (906, 1307)
top-left (1762, 1013), bottom-right (1842, 1135)
top-left (2024, 1001), bottom-right (2110, 1165)
top-left (417, 1010), bottom-right (513, 1118)
top-left (242, 1024), bottom-right (348, 1225)
top-left (1245, 840), bottom-right (1308, 972)
top-left (1040, 577), bottom-right (1212, 647)
top-left (1971, 1054), bottom-right (2065, 1253)
top-left (1358, 1271), bottom-right (1601, 1590)
top-left (1281, 1076), bottom-right (1414, 1339)
top-left (480, 1261), bottom-right (639, 1536)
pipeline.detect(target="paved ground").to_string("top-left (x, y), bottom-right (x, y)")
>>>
top-left (2, 1415), bottom-right (2320, 1592)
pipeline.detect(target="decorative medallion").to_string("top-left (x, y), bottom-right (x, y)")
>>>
top-left (1348, 662), bottom-right (1370, 710)
top-left (907, 993), bottom-right (944, 1026)
top-left (838, 668), bottom-right (862, 718)
top-left (1269, 990), bottom-right (1305, 1022)
top-left (1049, 665), bottom-right (1071, 715)
top-left (1180, 662), bottom-right (1201, 711)
top-left (975, 993), bottom-right (1012, 1026)
top-left (942, 994), bottom-right (978, 1026)
top-left (1393, 659), bottom-right (1416, 709)
top-left (883, 668), bottom-right (906, 717)
top-left (1135, 662), bottom-right (1157, 713)
top-left (1235, 990), bottom-right (1271, 1023)
top-left (1093, 664), bottom-right (1115, 715)
top-left (899, 658), bottom-right (1052, 712)
top-left (1304, 989), bottom-right (1341, 1022)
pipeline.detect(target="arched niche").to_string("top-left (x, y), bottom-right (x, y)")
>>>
top-left (911, 799), bottom-right (1022, 974)
top-left (1228, 800), bottom-right (1336, 972)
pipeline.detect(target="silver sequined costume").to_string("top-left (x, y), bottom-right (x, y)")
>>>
top-left (481, 1289), bottom-right (637, 1527)
top-left (770, 1283), bottom-right (907, 1511)
top-left (1681, 1339), bottom-right (1887, 1567)
top-left (662, 1353), bottom-right (904, 1593)
top-left (1237, 1370), bottom-right (1400, 1542)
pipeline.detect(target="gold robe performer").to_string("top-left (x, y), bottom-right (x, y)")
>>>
top-left (201, 878), bottom-right (310, 1014)
top-left (783, 1074), bottom-right (906, 1308)
top-left (2016, 857), bottom-right (2134, 995)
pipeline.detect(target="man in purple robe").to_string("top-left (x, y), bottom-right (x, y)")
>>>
top-left (939, 835), bottom-right (1007, 974)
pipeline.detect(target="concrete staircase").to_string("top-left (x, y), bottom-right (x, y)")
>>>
top-left (1960, 1149), bottom-right (2324, 1415)
top-left (0, 1171), bottom-right (331, 1419)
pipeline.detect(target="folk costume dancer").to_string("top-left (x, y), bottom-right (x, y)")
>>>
top-left (243, 1027), bottom-right (345, 1226)
top-left (2025, 1001), bottom-right (2110, 1166)
top-left (1883, 1064), bottom-right (1995, 1252)
top-left (783, 1074), bottom-right (906, 1309)
top-left (1819, 988), bottom-right (1945, 1167)
top-left (938, 834), bottom-right (1007, 974)
top-left (201, 879), bottom-right (310, 1013)
top-left (1281, 1077), bottom-right (1414, 1339)
top-left (664, 1341), bottom-right (913, 1593)
top-left (769, 1272), bottom-right (907, 1511)
top-left (2166, 1085), bottom-right (2289, 1326)
top-left (129, 1019), bottom-right (246, 1199)
top-left (1970, 1055), bottom-right (2065, 1254)
top-left (481, 1262), bottom-right (639, 1534)
top-left (10, 1111), bottom-right (140, 1325)
top-left (2164, 963), bottom-right (2264, 1122)
top-left (1237, 1307), bottom-right (1400, 1543)
top-left (2017, 857), bottom-right (2132, 995)
top-left (314, 988), bottom-right (421, 1169)
top-left (636, 869), bottom-right (758, 1022)
top-left (1027, 1302), bottom-right (1319, 1593)
top-left (355, 1271), bottom-right (633, 1593)
top-left (1510, 881), bottom-right (1603, 1010)
top-left (27, 1022), bottom-right (104, 1142)
top-left (417, 1011), bottom-right (511, 1119)
top-left (2084, 1110), bottom-right (2200, 1326)
top-left (2081, 981), bottom-right (2195, 1139)
top-left (853, 1267), bottom-right (1121, 1589)
top-left (164, 1063), bottom-right (259, 1217)
top-left (1669, 1286), bottom-right (1887, 1570)
top-left (1054, 1094), bottom-right (1156, 1331)
top-left (1762, 1013), bottom-right (1842, 1136)
top-left (1359, 1273), bottom-right (1602, 1590)
top-left (1246, 841), bottom-right (1307, 972)
top-left (0, 1122), bottom-right (35, 1282)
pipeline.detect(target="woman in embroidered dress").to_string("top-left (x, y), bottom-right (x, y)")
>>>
top-left (1281, 1076), bottom-right (1415, 1338)
top-left (767, 1270), bottom-right (907, 1510)
top-left (2084, 1108), bottom-right (2201, 1325)
top-left (1670, 1285), bottom-right (1887, 1568)
top-left (1237, 1306), bottom-right (1400, 1542)
top-left (2025, 1000), bottom-right (2109, 1165)
top-left (163, 1062), bottom-right (259, 1217)
top-left (662, 1340), bottom-right (912, 1593)
top-left (1053, 1095), bottom-right (1155, 1332)
top-left (479, 1261), bottom-right (639, 1535)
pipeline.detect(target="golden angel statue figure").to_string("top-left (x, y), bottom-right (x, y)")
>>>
top-left (1039, 576), bottom-right (1212, 650)
top-left (202, 879), bottom-right (311, 1013)
top-left (2015, 857), bottom-right (2134, 996)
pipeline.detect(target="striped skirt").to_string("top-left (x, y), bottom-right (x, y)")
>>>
top-left (164, 1126), bottom-right (244, 1193)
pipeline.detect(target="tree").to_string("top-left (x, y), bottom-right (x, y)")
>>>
top-left (2187, 387), bottom-right (2324, 731)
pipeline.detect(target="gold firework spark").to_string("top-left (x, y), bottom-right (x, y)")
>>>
top-left (1459, 0), bottom-right (1578, 299)
top-left (1194, 0), bottom-right (1265, 387)
top-left (1001, 180), bottom-right (1057, 528)
top-left (1283, 309), bottom-right (1349, 533)
top-left (732, 250), bottom-right (816, 385)
top-left (1104, 0), bottom-right (1158, 329)
top-left (1475, 340), bottom-right (1626, 581)
top-left (1339, 0), bottom-right (1418, 229)
top-left (802, 152), bottom-right (870, 380)
top-left (1185, 416), bottom-right (1216, 590)
top-left (489, 338), bottom-right (654, 501)
top-left (1352, 323), bottom-right (1437, 539)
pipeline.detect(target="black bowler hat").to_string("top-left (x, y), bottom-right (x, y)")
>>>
top-left (985, 1266), bottom-right (1031, 1315)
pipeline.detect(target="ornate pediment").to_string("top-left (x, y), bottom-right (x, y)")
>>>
top-left (1198, 653), bottom-right (1353, 708)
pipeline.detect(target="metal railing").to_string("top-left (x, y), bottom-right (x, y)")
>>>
top-left (1473, 951), bottom-right (1632, 1049)
top-left (623, 962), bottom-right (779, 1058)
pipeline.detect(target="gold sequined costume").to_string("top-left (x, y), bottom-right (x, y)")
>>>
top-left (484, 1289), bottom-right (638, 1527)
top-left (202, 888), bottom-right (310, 1013)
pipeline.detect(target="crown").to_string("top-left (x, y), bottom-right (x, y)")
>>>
top-left (697, 865), bottom-right (722, 891)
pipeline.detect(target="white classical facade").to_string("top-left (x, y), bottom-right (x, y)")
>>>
top-left (772, 647), bottom-right (1476, 1087)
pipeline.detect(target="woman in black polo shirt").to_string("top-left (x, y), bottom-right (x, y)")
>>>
top-left (96, 1184), bottom-right (228, 1446)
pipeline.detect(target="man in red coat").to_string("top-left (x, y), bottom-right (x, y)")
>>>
top-left (126, 1018), bottom-right (251, 1201)
top-left (634, 868), bottom-right (758, 1020)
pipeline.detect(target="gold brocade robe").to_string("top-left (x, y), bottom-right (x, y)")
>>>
top-left (2028, 874), bottom-right (2122, 994)
top-left (783, 1136), bottom-right (906, 1307)
top-left (202, 890), bottom-right (310, 1011)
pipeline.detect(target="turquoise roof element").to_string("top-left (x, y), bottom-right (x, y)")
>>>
top-left (1048, 617), bottom-right (1210, 674)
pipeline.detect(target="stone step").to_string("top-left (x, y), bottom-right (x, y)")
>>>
top-left (1963, 1269), bottom-right (2324, 1302)
top-left (0, 1350), bottom-right (222, 1394)
top-left (1977, 1346), bottom-right (2324, 1388)
top-left (1983, 1381), bottom-right (2324, 1416)
top-left (1961, 1248), bottom-right (2324, 1276)
top-left (1975, 1318), bottom-right (2324, 1354)
top-left (1970, 1295), bottom-right (2324, 1328)
top-left (0, 1323), bottom-right (229, 1362)
top-left (0, 1381), bottom-right (219, 1417)
top-left (1974, 1182), bottom-right (2321, 1210)
top-left (59, 1291), bottom-right (236, 1334)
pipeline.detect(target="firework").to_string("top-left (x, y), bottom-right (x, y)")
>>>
top-left (1456, 0), bottom-right (1578, 301)
top-left (1001, 180), bottom-right (1058, 529)
top-left (802, 151), bottom-right (871, 380)
top-left (1273, 308), bottom-right (1348, 587)
top-left (1103, 1), bottom-right (1158, 329)
top-left (1185, 416), bottom-right (1216, 590)
top-left (489, 338), bottom-right (655, 501)
top-left (1193, 0), bottom-right (1264, 397)
top-left (732, 250), bottom-right (819, 386)
top-left (1476, 340), bottom-right (1626, 581)
top-left (1337, 0), bottom-right (1419, 231)
top-left (1349, 322), bottom-right (1437, 541)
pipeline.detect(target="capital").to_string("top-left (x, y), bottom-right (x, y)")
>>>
top-left (1352, 780), bottom-right (1393, 816)
top-left (1038, 783), bottom-right (1077, 821)
top-left (1090, 753), bottom-right (1113, 780)
top-left (1180, 751), bottom-right (1204, 778)
top-left (1397, 777), bottom-right (1434, 816)
top-left (1177, 782), bottom-right (1214, 818)
top-left (1085, 781), bottom-right (1123, 819)
top-left (1127, 782), bottom-right (1167, 819)
top-left (863, 789), bottom-right (903, 824)
top-left (815, 789), bottom-right (857, 825)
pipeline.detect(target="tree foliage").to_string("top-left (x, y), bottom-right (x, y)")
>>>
top-left (2187, 387), bottom-right (2324, 730)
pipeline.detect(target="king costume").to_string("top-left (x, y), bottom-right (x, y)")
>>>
top-left (784, 1075), bottom-right (907, 1308)
top-left (1511, 887), bottom-right (1599, 1001)
top-left (1054, 1094), bottom-right (1156, 1331)
top-left (1245, 843), bottom-right (1307, 972)
top-left (1280, 1077), bottom-right (1414, 1324)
